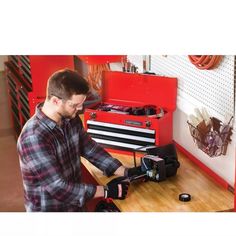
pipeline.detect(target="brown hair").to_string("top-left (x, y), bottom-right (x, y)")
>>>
top-left (47, 69), bottom-right (89, 100)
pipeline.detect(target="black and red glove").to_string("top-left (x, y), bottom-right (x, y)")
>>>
top-left (104, 176), bottom-right (130, 200)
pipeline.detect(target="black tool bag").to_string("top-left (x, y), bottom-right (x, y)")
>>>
top-left (145, 143), bottom-right (180, 181)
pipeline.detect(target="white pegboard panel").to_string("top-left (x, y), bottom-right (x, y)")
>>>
top-left (127, 55), bottom-right (144, 73)
top-left (128, 55), bottom-right (235, 120)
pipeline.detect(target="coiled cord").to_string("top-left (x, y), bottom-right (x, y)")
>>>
top-left (188, 55), bottom-right (222, 70)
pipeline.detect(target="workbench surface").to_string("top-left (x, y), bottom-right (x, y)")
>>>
top-left (82, 150), bottom-right (234, 212)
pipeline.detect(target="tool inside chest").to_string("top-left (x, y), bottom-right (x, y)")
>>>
top-left (84, 71), bottom-right (177, 152)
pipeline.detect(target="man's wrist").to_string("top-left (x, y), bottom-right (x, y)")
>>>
top-left (94, 185), bottom-right (106, 198)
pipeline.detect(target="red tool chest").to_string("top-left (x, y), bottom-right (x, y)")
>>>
top-left (84, 71), bottom-right (177, 152)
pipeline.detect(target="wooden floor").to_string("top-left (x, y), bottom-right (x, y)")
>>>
top-left (82, 149), bottom-right (234, 212)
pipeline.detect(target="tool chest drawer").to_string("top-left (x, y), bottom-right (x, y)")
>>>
top-left (87, 120), bottom-right (156, 150)
top-left (84, 71), bottom-right (177, 152)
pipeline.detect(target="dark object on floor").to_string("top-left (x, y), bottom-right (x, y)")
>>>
top-left (179, 193), bottom-right (191, 202)
top-left (145, 143), bottom-right (180, 179)
top-left (130, 143), bottom-right (180, 183)
top-left (95, 200), bottom-right (120, 212)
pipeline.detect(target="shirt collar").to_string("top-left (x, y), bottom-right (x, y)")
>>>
top-left (35, 102), bottom-right (58, 130)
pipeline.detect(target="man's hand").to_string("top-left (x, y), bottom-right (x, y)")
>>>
top-left (104, 176), bottom-right (130, 200)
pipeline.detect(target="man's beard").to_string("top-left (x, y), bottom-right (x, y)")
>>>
top-left (57, 110), bottom-right (78, 119)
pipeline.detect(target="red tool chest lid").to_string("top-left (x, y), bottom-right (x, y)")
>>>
top-left (78, 55), bottom-right (126, 65)
top-left (101, 71), bottom-right (177, 111)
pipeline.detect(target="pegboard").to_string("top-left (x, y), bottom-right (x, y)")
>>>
top-left (127, 55), bottom-right (144, 73)
top-left (128, 55), bottom-right (235, 120)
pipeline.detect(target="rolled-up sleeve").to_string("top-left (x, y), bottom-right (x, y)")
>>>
top-left (78, 121), bottom-right (122, 177)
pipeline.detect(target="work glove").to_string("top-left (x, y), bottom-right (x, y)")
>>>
top-left (104, 176), bottom-right (130, 200)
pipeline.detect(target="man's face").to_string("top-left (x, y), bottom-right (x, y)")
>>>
top-left (58, 94), bottom-right (87, 119)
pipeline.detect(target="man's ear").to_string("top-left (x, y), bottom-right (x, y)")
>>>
top-left (51, 96), bottom-right (60, 105)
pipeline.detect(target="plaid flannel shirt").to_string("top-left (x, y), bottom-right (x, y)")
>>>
top-left (17, 103), bottom-right (122, 212)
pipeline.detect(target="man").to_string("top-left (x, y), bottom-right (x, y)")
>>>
top-left (17, 69), bottom-right (135, 212)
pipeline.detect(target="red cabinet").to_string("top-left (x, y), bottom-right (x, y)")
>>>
top-left (5, 55), bottom-right (74, 137)
top-left (84, 71), bottom-right (177, 153)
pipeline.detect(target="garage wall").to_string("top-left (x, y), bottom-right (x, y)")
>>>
top-left (128, 55), bottom-right (235, 186)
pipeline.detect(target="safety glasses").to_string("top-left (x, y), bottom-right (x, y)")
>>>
top-left (51, 94), bottom-right (86, 109)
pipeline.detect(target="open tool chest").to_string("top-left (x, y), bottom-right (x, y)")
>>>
top-left (84, 71), bottom-right (177, 152)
